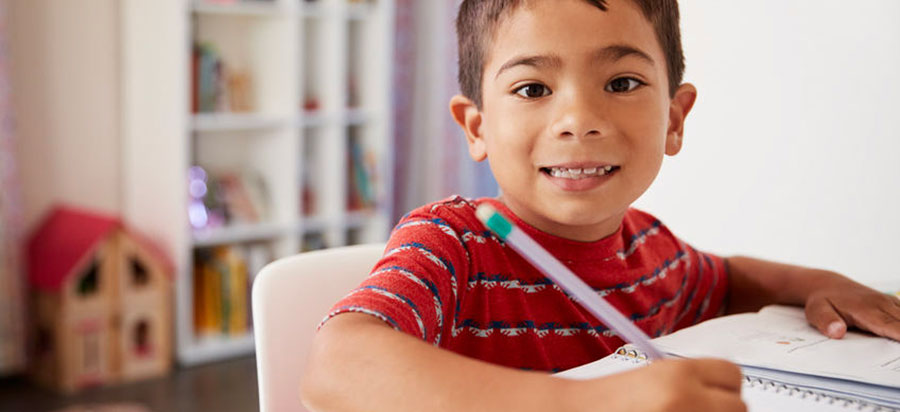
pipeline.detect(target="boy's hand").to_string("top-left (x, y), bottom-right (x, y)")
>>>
top-left (726, 256), bottom-right (900, 342)
top-left (579, 358), bottom-right (746, 412)
top-left (805, 277), bottom-right (900, 341)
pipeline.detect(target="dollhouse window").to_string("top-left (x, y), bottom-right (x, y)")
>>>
top-left (36, 327), bottom-right (53, 358)
top-left (78, 260), bottom-right (99, 296)
top-left (130, 256), bottom-right (149, 287)
top-left (134, 319), bottom-right (151, 357)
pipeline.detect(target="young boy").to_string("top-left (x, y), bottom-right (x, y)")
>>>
top-left (302, 0), bottom-right (900, 411)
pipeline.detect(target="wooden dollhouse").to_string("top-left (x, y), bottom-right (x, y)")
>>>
top-left (26, 207), bottom-right (173, 392)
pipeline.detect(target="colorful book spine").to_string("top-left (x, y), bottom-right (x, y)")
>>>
top-left (193, 245), bottom-right (255, 338)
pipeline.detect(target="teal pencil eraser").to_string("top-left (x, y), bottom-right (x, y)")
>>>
top-left (475, 204), bottom-right (512, 239)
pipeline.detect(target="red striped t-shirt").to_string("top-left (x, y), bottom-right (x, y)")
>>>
top-left (324, 196), bottom-right (729, 372)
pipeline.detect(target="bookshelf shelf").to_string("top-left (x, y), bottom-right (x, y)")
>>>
top-left (122, 0), bottom-right (395, 366)
top-left (298, 110), bottom-right (333, 128)
top-left (299, 216), bottom-right (329, 233)
top-left (192, 113), bottom-right (291, 132)
top-left (344, 108), bottom-right (369, 126)
top-left (345, 210), bottom-right (372, 229)
top-left (192, 222), bottom-right (291, 248)
top-left (180, 332), bottom-right (255, 366)
top-left (191, 1), bottom-right (287, 17)
top-left (298, 108), bottom-right (368, 128)
top-left (346, 3), bottom-right (373, 20)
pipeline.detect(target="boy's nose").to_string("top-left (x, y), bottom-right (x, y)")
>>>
top-left (550, 95), bottom-right (607, 139)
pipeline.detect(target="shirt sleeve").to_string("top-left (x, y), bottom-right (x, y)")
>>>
top-left (319, 209), bottom-right (470, 346)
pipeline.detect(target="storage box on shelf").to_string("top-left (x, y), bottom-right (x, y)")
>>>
top-left (122, 0), bottom-right (394, 366)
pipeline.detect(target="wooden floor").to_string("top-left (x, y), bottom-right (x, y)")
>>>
top-left (0, 356), bottom-right (259, 412)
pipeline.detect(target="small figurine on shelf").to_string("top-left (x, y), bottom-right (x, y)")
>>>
top-left (302, 96), bottom-right (320, 113)
top-left (26, 207), bottom-right (174, 393)
top-left (347, 75), bottom-right (360, 108)
top-left (192, 43), bottom-right (255, 114)
top-left (226, 70), bottom-right (254, 113)
top-left (188, 165), bottom-right (226, 231)
top-left (189, 166), bottom-right (271, 230)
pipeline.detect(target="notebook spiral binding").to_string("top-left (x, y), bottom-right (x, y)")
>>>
top-left (610, 347), bottom-right (899, 412)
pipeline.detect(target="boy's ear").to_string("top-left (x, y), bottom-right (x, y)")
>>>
top-left (449, 94), bottom-right (487, 162)
top-left (665, 83), bottom-right (698, 156)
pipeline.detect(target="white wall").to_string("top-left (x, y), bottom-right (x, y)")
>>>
top-left (635, 1), bottom-right (900, 288)
top-left (9, 0), bottom-right (898, 288)
top-left (9, 0), bottom-right (121, 230)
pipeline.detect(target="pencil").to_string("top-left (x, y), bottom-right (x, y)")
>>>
top-left (476, 203), bottom-right (666, 360)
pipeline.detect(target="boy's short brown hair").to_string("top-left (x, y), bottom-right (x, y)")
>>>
top-left (456, 0), bottom-right (685, 108)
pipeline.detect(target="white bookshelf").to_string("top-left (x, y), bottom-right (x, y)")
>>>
top-left (121, 0), bottom-right (395, 366)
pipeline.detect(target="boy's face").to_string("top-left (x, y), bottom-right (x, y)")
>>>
top-left (451, 0), bottom-right (696, 241)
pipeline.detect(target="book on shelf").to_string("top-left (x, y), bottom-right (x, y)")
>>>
top-left (347, 136), bottom-right (375, 211)
top-left (192, 244), bottom-right (273, 338)
top-left (301, 233), bottom-right (327, 252)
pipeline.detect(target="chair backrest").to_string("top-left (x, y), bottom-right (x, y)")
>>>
top-left (252, 243), bottom-right (386, 412)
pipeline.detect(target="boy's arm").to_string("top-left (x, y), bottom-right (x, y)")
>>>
top-left (725, 256), bottom-right (900, 341)
top-left (301, 313), bottom-right (746, 412)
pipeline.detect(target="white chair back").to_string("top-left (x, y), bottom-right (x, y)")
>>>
top-left (252, 243), bottom-right (385, 412)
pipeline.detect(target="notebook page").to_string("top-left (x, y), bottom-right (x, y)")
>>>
top-left (652, 305), bottom-right (900, 388)
top-left (742, 378), bottom-right (883, 412)
top-left (555, 347), bottom-right (881, 411)
top-left (554, 347), bottom-right (646, 380)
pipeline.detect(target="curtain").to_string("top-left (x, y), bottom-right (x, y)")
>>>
top-left (391, 0), bottom-right (497, 223)
top-left (0, 0), bottom-right (26, 375)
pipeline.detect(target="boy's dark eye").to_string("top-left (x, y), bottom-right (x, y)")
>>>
top-left (514, 83), bottom-right (551, 99)
top-left (605, 77), bottom-right (644, 93)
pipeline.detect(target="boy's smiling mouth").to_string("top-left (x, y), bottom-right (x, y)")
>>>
top-left (538, 163), bottom-right (621, 191)
top-left (540, 165), bottom-right (620, 179)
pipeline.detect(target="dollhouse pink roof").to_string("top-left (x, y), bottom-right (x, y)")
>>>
top-left (27, 206), bottom-right (173, 292)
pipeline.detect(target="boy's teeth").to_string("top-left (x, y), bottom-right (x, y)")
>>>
top-left (548, 166), bottom-right (615, 179)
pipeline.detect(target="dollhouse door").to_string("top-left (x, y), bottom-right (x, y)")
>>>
top-left (70, 317), bottom-right (110, 389)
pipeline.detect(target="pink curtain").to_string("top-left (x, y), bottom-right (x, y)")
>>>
top-left (391, 0), bottom-right (415, 223)
top-left (391, 1), bottom-right (497, 223)
top-left (0, 0), bottom-right (26, 375)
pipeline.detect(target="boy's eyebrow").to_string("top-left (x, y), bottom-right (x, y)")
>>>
top-left (592, 44), bottom-right (655, 66)
top-left (494, 44), bottom-right (654, 80)
top-left (495, 55), bottom-right (563, 79)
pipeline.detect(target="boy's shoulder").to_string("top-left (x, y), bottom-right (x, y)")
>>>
top-left (401, 195), bottom-right (481, 224)
top-left (394, 195), bottom-right (500, 244)
top-left (623, 207), bottom-right (664, 230)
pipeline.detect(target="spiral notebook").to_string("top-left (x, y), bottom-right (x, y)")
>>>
top-left (557, 305), bottom-right (900, 411)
